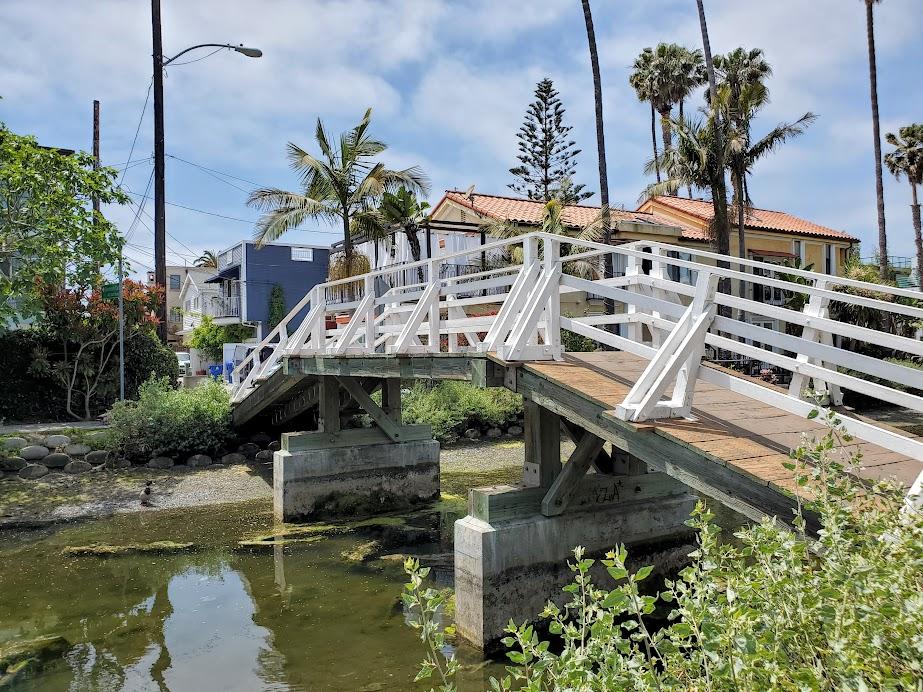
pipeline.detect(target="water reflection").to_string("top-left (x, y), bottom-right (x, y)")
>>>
top-left (0, 501), bottom-right (500, 691)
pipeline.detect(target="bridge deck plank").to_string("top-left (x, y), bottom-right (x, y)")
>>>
top-left (533, 351), bottom-right (920, 490)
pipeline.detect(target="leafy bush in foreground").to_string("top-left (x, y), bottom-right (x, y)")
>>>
top-left (405, 410), bottom-right (923, 690)
top-left (105, 377), bottom-right (233, 459)
top-left (401, 382), bottom-right (522, 443)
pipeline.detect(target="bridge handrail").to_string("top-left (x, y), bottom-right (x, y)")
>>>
top-left (229, 231), bottom-right (923, 500)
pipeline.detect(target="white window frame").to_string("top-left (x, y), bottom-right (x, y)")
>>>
top-left (792, 240), bottom-right (804, 265)
top-left (291, 247), bottom-right (314, 262)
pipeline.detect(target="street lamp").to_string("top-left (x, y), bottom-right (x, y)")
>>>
top-left (151, 0), bottom-right (262, 344)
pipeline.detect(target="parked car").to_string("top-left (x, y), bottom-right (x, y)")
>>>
top-left (176, 351), bottom-right (191, 377)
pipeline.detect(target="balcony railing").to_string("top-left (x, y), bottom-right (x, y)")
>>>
top-left (205, 295), bottom-right (240, 318)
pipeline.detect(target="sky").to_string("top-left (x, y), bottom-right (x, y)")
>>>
top-left (1, 0), bottom-right (922, 278)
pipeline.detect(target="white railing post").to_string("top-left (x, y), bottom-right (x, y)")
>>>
top-left (615, 269), bottom-right (718, 421)
top-left (544, 236), bottom-right (562, 354)
top-left (788, 277), bottom-right (842, 405)
top-left (625, 254), bottom-right (644, 344)
top-left (428, 259), bottom-right (441, 352)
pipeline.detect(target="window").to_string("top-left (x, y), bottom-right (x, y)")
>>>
top-left (169, 274), bottom-right (181, 290)
top-left (169, 307), bottom-right (182, 323)
top-left (824, 244), bottom-right (835, 274)
top-left (792, 240), bottom-right (804, 265)
top-left (291, 247), bottom-right (314, 262)
top-left (666, 251), bottom-right (694, 285)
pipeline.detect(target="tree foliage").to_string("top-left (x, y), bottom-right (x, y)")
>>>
top-left (406, 409), bottom-right (923, 690)
top-left (884, 123), bottom-right (923, 284)
top-left (247, 108), bottom-right (429, 269)
top-left (268, 283), bottom-right (286, 330)
top-left (509, 78), bottom-right (591, 203)
top-left (29, 280), bottom-right (163, 420)
top-left (188, 315), bottom-right (254, 363)
top-left (0, 123), bottom-right (128, 321)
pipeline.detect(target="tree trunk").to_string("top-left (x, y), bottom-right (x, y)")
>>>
top-left (581, 3), bottom-right (611, 258)
top-left (912, 182), bottom-right (922, 289)
top-left (733, 169), bottom-right (747, 303)
top-left (696, 0), bottom-right (731, 276)
top-left (405, 225), bottom-right (425, 283)
top-left (651, 102), bottom-right (661, 183)
top-left (659, 107), bottom-right (673, 157)
top-left (680, 99), bottom-right (692, 198)
top-left (865, 0), bottom-right (888, 280)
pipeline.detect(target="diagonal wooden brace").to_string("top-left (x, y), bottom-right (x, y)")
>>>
top-left (336, 376), bottom-right (404, 442)
top-left (541, 428), bottom-right (606, 516)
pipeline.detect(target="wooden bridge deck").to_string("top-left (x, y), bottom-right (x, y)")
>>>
top-left (521, 351), bottom-right (920, 496)
top-left (239, 350), bottom-right (919, 523)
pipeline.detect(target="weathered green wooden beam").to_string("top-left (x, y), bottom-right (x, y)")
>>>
top-left (541, 430), bottom-right (606, 516)
top-left (232, 369), bottom-right (308, 426)
top-left (515, 366), bottom-right (811, 529)
top-left (523, 399), bottom-right (561, 488)
top-left (336, 376), bottom-right (404, 442)
top-left (288, 354), bottom-right (483, 381)
top-left (282, 425), bottom-right (433, 452)
top-left (469, 472), bottom-right (687, 524)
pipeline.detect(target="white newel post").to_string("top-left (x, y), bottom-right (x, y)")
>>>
top-left (544, 237), bottom-right (561, 354)
top-left (428, 259), bottom-right (441, 353)
top-left (625, 254), bottom-right (643, 344)
top-left (788, 278), bottom-right (842, 405)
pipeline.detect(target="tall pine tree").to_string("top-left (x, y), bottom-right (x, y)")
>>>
top-left (509, 78), bottom-right (593, 203)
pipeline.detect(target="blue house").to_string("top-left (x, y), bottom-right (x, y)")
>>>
top-left (180, 241), bottom-right (329, 343)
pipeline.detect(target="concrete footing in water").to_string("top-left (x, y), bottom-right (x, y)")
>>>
top-left (453, 473), bottom-right (696, 652)
top-left (273, 428), bottom-right (439, 521)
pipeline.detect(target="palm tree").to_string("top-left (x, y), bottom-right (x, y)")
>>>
top-left (580, 0), bottom-right (613, 315)
top-left (676, 46), bottom-right (708, 197)
top-left (194, 250), bottom-right (218, 268)
top-left (862, 0), bottom-right (889, 280)
top-left (376, 186), bottom-right (431, 282)
top-left (714, 48), bottom-right (815, 277)
top-left (694, 0), bottom-right (731, 266)
top-left (247, 108), bottom-right (429, 277)
top-left (884, 124), bottom-right (923, 285)
top-left (629, 44), bottom-right (695, 161)
top-left (629, 49), bottom-right (661, 183)
top-left (484, 198), bottom-right (605, 279)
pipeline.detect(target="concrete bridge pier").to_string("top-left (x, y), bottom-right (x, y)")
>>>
top-left (273, 376), bottom-right (439, 521)
top-left (454, 397), bottom-right (696, 652)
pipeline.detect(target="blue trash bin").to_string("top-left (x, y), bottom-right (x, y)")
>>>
top-left (208, 365), bottom-right (223, 380)
top-left (225, 361), bottom-right (234, 383)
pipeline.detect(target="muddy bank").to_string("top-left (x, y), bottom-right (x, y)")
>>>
top-left (0, 440), bottom-right (531, 532)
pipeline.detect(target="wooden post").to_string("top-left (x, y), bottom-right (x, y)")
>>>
top-left (317, 376), bottom-right (341, 433)
top-left (523, 398), bottom-right (561, 487)
top-left (382, 378), bottom-right (402, 423)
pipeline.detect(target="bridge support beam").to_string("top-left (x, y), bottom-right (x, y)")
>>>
top-left (454, 474), bottom-right (696, 652)
top-left (273, 375), bottom-right (439, 521)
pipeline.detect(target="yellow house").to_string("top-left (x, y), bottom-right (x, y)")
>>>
top-left (427, 190), bottom-right (859, 331)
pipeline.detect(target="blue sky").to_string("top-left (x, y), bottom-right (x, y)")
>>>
top-left (2, 0), bottom-right (922, 277)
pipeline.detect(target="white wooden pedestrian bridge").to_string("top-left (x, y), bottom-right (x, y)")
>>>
top-left (230, 230), bottom-right (922, 648)
top-left (232, 229), bottom-right (921, 513)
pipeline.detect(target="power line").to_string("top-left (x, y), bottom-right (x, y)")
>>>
top-left (166, 153), bottom-right (264, 187)
top-left (124, 169), bottom-right (155, 243)
top-left (166, 46), bottom-right (225, 67)
top-left (118, 80), bottom-right (153, 187)
top-left (122, 187), bottom-right (340, 235)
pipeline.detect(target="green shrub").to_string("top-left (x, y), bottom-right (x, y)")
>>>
top-left (561, 327), bottom-right (598, 352)
top-left (406, 409), bottom-right (923, 690)
top-left (188, 316), bottom-right (254, 362)
top-left (105, 377), bottom-right (233, 459)
top-left (0, 330), bottom-right (178, 423)
top-left (401, 381), bottom-right (522, 443)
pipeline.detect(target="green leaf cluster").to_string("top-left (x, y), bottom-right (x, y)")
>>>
top-left (105, 377), bottom-right (233, 460)
top-left (0, 123), bottom-right (128, 321)
top-left (401, 381), bottom-right (522, 443)
top-left (406, 409), bottom-right (923, 689)
top-left (188, 315), bottom-right (254, 363)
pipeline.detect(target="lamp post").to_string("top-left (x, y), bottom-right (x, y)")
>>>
top-left (151, 0), bottom-right (261, 343)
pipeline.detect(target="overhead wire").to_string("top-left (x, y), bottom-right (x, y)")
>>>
top-left (118, 80), bottom-right (153, 187)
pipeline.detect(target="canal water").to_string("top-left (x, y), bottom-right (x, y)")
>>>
top-left (0, 498), bottom-right (503, 691)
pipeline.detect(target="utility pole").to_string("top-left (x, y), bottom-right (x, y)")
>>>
top-left (92, 100), bottom-right (100, 217)
top-left (151, 0), bottom-right (167, 344)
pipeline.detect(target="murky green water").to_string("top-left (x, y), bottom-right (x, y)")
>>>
top-left (0, 500), bottom-right (501, 691)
